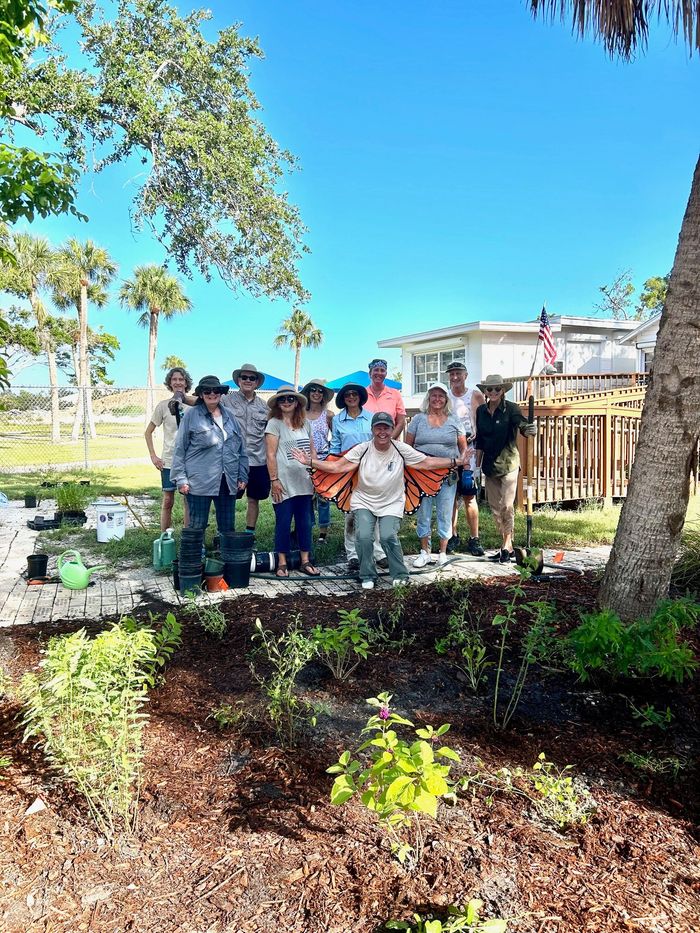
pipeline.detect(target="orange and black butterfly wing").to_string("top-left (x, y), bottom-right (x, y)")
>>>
top-left (403, 466), bottom-right (450, 514)
top-left (311, 453), bottom-right (358, 513)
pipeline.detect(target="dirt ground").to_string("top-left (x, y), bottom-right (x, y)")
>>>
top-left (1, 573), bottom-right (698, 933)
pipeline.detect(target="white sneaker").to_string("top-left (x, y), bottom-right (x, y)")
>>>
top-left (437, 553), bottom-right (448, 566)
top-left (413, 550), bottom-right (435, 568)
top-left (361, 580), bottom-right (375, 590)
top-left (392, 578), bottom-right (409, 588)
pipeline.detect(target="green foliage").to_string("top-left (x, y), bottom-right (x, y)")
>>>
top-left (249, 616), bottom-right (317, 746)
top-left (619, 751), bottom-right (686, 777)
top-left (207, 701), bottom-right (249, 731)
top-left (491, 569), bottom-right (559, 730)
top-left (435, 600), bottom-right (492, 693)
top-left (20, 618), bottom-right (174, 836)
top-left (310, 608), bottom-right (372, 681)
top-left (328, 692), bottom-right (460, 869)
top-left (385, 900), bottom-right (507, 932)
top-left (0, 755), bottom-right (11, 775)
top-left (529, 753), bottom-right (595, 829)
top-left (55, 481), bottom-right (93, 512)
top-left (671, 524), bottom-right (700, 597)
top-left (120, 611), bottom-right (182, 687)
top-left (184, 595), bottom-right (228, 639)
top-left (566, 598), bottom-right (699, 683)
top-left (628, 701), bottom-right (673, 730)
top-left (0, 144), bottom-right (83, 226)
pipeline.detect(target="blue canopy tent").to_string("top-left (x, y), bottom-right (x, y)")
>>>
top-left (325, 370), bottom-right (401, 390)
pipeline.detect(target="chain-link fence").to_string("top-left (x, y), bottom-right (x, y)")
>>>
top-left (0, 385), bottom-right (172, 473)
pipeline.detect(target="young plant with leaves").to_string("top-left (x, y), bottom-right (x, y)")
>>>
top-left (328, 692), bottom-right (460, 869)
top-left (435, 600), bottom-right (492, 693)
top-left (310, 608), bottom-right (373, 681)
top-left (386, 900), bottom-right (507, 932)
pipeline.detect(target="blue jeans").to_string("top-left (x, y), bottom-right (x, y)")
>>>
top-left (416, 480), bottom-right (457, 542)
top-left (273, 495), bottom-right (313, 555)
top-left (310, 494), bottom-right (331, 528)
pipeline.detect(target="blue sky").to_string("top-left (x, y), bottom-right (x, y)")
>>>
top-left (10, 0), bottom-right (699, 387)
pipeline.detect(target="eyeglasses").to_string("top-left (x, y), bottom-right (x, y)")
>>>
top-left (278, 395), bottom-right (298, 404)
top-left (239, 374), bottom-right (257, 382)
top-left (308, 386), bottom-right (324, 393)
top-left (485, 386), bottom-right (503, 393)
top-left (202, 388), bottom-right (224, 396)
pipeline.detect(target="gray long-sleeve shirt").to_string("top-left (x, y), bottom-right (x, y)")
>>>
top-left (170, 402), bottom-right (249, 495)
top-left (221, 391), bottom-right (268, 466)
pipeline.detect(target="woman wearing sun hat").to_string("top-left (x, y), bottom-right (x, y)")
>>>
top-left (265, 385), bottom-right (320, 577)
top-left (301, 379), bottom-right (335, 543)
top-left (406, 382), bottom-right (467, 567)
top-left (473, 374), bottom-right (537, 563)
top-left (170, 374), bottom-right (249, 533)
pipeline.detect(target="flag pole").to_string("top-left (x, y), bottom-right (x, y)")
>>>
top-left (525, 301), bottom-right (546, 399)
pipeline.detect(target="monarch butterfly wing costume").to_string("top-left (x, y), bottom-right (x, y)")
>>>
top-left (403, 464), bottom-right (451, 514)
top-left (310, 453), bottom-right (358, 513)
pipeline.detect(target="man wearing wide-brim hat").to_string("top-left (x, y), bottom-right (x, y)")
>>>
top-left (473, 374), bottom-right (536, 563)
top-left (221, 362), bottom-right (269, 532)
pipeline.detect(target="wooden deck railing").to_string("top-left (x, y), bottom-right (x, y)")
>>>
top-left (509, 372), bottom-right (648, 403)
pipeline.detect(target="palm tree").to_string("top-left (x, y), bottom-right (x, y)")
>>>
top-left (162, 354), bottom-right (187, 372)
top-left (52, 239), bottom-right (117, 439)
top-left (529, 2), bottom-right (700, 620)
top-left (119, 265), bottom-right (192, 420)
top-left (0, 234), bottom-right (64, 440)
top-left (273, 307), bottom-right (323, 389)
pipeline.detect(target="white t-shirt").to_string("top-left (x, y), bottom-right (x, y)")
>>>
top-left (344, 440), bottom-right (426, 518)
top-left (449, 387), bottom-right (477, 470)
top-left (150, 399), bottom-right (179, 468)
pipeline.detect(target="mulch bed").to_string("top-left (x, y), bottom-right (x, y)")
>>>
top-left (1, 572), bottom-right (698, 932)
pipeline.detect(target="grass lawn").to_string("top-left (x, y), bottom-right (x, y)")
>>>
top-left (8, 464), bottom-right (700, 567)
top-left (0, 428), bottom-right (147, 468)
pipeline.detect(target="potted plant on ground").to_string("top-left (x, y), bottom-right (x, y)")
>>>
top-left (55, 482), bottom-right (92, 526)
top-left (24, 488), bottom-right (41, 509)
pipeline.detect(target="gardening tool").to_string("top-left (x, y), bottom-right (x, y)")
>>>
top-left (57, 550), bottom-right (108, 590)
top-left (153, 528), bottom-right (176, 571)
top-left (514, 396), bottom-right (544, 575)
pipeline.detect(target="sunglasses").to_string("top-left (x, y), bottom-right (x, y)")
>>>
top-left (278, 395), bottom-right (298, 404)
top-left (239, 374), bottom-right (258, 382)
top-left (485, 386), bottom-right (503, 393)
top-left (202, 388), bottom-right (224, 396)
top-left (308, 386), bottom-right (324, 393)
top-left (344, 390), bottom-right (359, 397)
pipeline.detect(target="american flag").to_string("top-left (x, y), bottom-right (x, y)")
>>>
top-left (538, 306), bottom-right (557, 365)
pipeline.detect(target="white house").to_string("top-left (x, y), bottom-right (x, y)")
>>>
top-left (617, 313), bottom-right (661, 373)
top-left (377, 315), bottom-right (641, 408)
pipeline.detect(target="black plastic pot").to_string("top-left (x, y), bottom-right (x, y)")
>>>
top-left (56, 510), bottom-right (87, 527)
top-left (172, 559), bottom-right (180, 591)
top-left (224, 559), bottom-right (251, 589)
top-left (24, 494), bottom-right (37, 509)
top-left (27, 554), bottom-right (49, 579)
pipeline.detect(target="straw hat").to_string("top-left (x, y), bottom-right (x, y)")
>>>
top-left (266, 385), bottom-right (307, 408)
top-left (476, 374), bottom-right (514, 393)
top-left (301, 379), bottom-right (335, 405)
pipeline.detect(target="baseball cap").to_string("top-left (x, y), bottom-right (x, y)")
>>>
top-left (371, 412), bottom-right (394, 428)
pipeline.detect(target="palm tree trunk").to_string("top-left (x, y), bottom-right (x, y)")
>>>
top-left (70, 343), bottom-right (81, 439)
top-left (146, 309), bottom-right (158, 423)
top-left (598, 156), bottom-right (700, 620)
top-left (77, 282), bottom-right (97, 440)
top-left (293, 347), bottom-right (301, 390)
top-left (46, 346), bottom-right (61, 442)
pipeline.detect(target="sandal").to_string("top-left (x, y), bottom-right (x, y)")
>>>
top-left (275, 566), bottom-right (289, 578)
top-left (300, 562), bottom-right (320, 577)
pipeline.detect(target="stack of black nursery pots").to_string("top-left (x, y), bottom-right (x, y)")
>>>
top-left (178, 528), bottom-right (205, 595)
top-left (220, 531), bottom-right (255, 588)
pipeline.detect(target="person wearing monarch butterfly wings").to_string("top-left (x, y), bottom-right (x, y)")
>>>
top-left (292, 412), bottom-right (465, 590)
top-left (405, 382), bottom-right (467, 568)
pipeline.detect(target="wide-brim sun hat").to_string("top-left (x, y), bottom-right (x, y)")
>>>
top-left (336, 382), bottom-right (368, 409)
top-left (194, 374), bottom-right (230, 397)
top-left (267, 385), bottom-right (307, 408)
top-left (301, 379), bottom-right (335, 405)
top-left (476, 374), bottom-right (514, 394)
top-left (232, 363), bottom-right (265, 388)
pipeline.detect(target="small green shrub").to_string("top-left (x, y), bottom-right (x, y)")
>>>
top-left (671, 524), bottom-right (700, 596)
top-left (120, 612), bottom-right (182, 686)
top-left (185, 595), bottom-right (228, 639)
top-left (328, 692), bottom-right (460, 869)
top-left (628, 701), bottom-right (673, 730)
top-left (435, 600), bottom-right (492, 693)
top-left (249, 616), bottom-right (317, 745)
top-left (310, 608), bottom-right (373, 681)
top-left (566, 597), bottom-right (699, 683)
top-left (207, 702), bottom-right (249, 731)
top-left (55, 482), bottom-right (93, 512)
top-left (20, 620), bottom-right (171, 836)
top-left (619, 751), bottom-right (686, 777)
top-left (386, 900), bottom-right (507, 932)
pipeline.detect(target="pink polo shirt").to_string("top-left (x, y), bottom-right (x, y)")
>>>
top-left (363, 384), bottom-right (406, 421)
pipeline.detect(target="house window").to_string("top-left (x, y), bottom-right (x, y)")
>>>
top-left (643, 349), bottom-right (654, 373)
top-left (413, 348), bottom-right (465, 394)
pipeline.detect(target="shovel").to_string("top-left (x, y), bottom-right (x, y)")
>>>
top-left (514, 395), bottom-right (544, 574)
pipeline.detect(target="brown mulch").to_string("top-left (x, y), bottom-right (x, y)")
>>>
top-left (1, 573), bottom-right (698, 932)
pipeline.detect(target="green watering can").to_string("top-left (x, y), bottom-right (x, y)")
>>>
top-left (58, 549), bottom-right (108, 590)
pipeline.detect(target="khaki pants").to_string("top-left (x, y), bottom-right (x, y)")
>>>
top-left (484, 468), bottom-right (519, 537)
top-left (345, 510), bottom-right (385, 561)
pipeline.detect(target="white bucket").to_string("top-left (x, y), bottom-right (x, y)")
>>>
top-left (95, 500), bottom-right (128, 542)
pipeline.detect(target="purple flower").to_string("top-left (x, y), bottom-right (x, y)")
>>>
top-left (379, 705), bottom-right (390, 720)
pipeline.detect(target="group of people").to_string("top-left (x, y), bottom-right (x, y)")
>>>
top-left (146, 358), bottom-right (536, 587)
